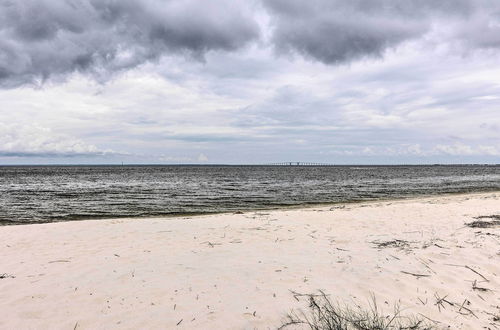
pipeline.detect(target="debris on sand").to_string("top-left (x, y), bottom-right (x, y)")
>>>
top-left (371, 239), bottom-right (410, 249)
top-left (466, 215), bottom-right (500, 228)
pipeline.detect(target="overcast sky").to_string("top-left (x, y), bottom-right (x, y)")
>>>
top-left (1, 0), bottom-right (500, 164)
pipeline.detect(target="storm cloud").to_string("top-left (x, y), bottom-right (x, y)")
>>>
top-left (2, 0), bottom-right (500, 87)
top-left (264, 0), bottom-right (500, 64)
top-left (0, 0), bottom-right (259, 87)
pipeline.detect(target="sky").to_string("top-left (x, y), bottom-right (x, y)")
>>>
top-left (1, 0), bottom-right (500, 165)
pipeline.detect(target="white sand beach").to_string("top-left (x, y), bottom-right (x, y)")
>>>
top-left (1, 192), bottom-right (499, 329)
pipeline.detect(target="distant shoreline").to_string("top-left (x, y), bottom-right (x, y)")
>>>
top-left (1, 163), bottom-right (499, 167)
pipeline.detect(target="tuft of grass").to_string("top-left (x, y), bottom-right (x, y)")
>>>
top-left (279, 291), bottom-right (434, 330)
top-left (465, 215), bottom-right (500, 228)
top-left (371, 239), bottom-right (410, 249)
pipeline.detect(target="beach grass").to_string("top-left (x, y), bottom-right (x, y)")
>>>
top-left (279, 291), bottom-right (433, 330)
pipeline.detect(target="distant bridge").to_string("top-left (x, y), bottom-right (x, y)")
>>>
top-left (265, 162), bottom-right (334, 166)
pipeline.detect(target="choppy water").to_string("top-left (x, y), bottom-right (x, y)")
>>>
top-left (0, 165), bottom-right (499, 225)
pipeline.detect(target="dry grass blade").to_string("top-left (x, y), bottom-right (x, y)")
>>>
top-left (444, 264), bottom-right (489, 282)
top-left (279, 291), bottom-right (434, 329)
top-left (401, 271), bottom-right (431, 278)
top-left (472, 280), bottom-right (490, 292)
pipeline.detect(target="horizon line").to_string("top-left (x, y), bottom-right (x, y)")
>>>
top-left (0, 163), bottom-right (499, 166)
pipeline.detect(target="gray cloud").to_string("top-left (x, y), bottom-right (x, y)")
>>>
top-left (0, 0), bottom-right (259, 87)
top-left (2, 0), bottom-right (500, 88)
top-left (263, 0), bottom-right (500, 64)
top-left (455, 10), bottom-right (500, 48)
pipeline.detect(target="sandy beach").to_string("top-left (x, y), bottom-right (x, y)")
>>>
top-left (1, 192), bottom-right (499, 329)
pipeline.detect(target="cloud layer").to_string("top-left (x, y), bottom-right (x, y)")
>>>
top-left (265, 0), bottom-right (500, 64)
top-left (0, 0), bottom-right (259, 87)
top-left (2, 0), bottom-right (500, 87)
top-left (1, 1), bottom-right (500, 163)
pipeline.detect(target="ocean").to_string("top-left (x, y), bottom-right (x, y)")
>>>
top-left (1, 165), bottom-right (499, 225)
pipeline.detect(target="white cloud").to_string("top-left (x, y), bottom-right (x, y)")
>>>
top-left (0, 123), bottom-right (114, 156)
top-left (433, 143), bottom-right (500, 156)
top-left (158, 155), bottom-right (194, 162)
top-left (197, 153), bottom-right (209, 162)
top-left (157, 153), bottom-right (209, 163)
top-left (325, 143), bottom-right (500, 157)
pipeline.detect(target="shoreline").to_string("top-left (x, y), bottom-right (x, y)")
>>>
top-left (1, 191), bottom-right (499, 329)
top-left (4, 189), bottom-right (500, 227)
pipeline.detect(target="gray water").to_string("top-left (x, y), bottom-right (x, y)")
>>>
top-left (0, 165), bottom-right (499, 225)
